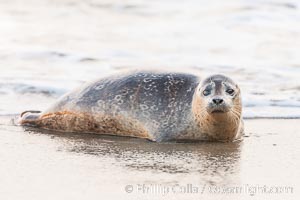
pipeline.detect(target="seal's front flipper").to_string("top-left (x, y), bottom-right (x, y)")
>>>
top-left (18, 110), bottom-right (41, 126)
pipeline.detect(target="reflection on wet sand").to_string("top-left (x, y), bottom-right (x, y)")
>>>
top-left (23, 126), bottom-right (242, 185)
top-left (2, 118), bottom-right (298, 199)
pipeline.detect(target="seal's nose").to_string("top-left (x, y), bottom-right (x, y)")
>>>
top-left (212, 98), bottom-right (224, 105)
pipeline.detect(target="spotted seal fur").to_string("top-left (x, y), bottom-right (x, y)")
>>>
top-left (18, 71), bottom-right (244, 142)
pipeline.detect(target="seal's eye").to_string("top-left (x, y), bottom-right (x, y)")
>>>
top-left (203, 90), bottom-right (211, 96)
top-left (226, 89), bottom-right (235, 95)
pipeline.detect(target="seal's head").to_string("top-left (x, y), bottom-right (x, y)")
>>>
top-left (192, 74), bottom-right (243, 141)
top-left (199, 74), bottom-right (241, 115)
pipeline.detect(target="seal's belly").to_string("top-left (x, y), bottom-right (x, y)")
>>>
top-left (23, 111), bottom-right (151, 140)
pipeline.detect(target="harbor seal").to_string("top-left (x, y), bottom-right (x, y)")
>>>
top-left (18, 71), bottom-right (244, 142)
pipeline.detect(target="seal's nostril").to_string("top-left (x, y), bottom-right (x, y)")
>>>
top-left (212, 98), bottom-right (224, 105)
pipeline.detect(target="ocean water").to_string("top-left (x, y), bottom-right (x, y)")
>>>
top-left (0, 0), bottom-right (299, 118)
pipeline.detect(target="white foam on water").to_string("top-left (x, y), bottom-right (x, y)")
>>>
top-left (0, 0), bottom-right (299, 118)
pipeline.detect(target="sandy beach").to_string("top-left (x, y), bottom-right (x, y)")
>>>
top-left (0, 0), bottom-right (299, 199)
top-left (0, 117), bottom-right (298, 200)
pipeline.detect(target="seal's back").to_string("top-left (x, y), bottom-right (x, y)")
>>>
top-left (20, 71), bottom-right (200, 141)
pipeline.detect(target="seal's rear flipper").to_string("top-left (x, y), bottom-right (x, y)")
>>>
top-left (17, 110), bottom-right (41, 126)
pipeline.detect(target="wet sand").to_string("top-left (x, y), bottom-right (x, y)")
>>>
top-left (0, 118), bottom-right (298, 200)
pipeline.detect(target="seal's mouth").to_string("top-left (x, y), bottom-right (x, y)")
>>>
top-left (211, 109), bottom-right (226, 114)
top-left (207, 106), bottom-right (230, 114)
